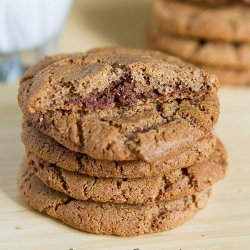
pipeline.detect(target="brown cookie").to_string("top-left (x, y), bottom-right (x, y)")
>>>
top-left (147, 28), bottom-right (250, 85)
top-left (203, 66), bottom-right (250, 86)
top-left (153, 0), bottom-right (250, 42)
top-left (18, 48), bottom-right (219, 162)
top-left (182, 0), bottom-right (250, 6)
top-left (18, 160), bottom-right (211, 236)
top-left (148, 26), bottom-right (250, 70)
top-left (19, 48), bottom-right (217, 113)
top-left (22, 123), bottom-right (217, 178)
top-left (23, 93), bottom-right (219, 163)
top-left (27, 139), bottom-right (227, 204)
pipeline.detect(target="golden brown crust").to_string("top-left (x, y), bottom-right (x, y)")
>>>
top-left (22, 123), bottom-right (217, 178)
top-left (18, 47), bottom-right (218, 162)
top-left (22, 90), bottom-right (219, 162)
top-left (17, 47), bottom-right (225, 236)
top-left (23, 93), bottom-right (219, 162)
top-left (18, 160), bottom-right (211, 236)
top-left (27, 140), bottom-right (227, 204)
top-left (19, 48), bottom-right (218, 113)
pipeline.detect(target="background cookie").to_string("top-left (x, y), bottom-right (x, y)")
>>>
top-left (22, 124), bottom-right (217, 178)
top-left (27, 140), bottom-right (227, 204)
top-left (203, 66), bottom-right (250, 86)
top-left (180, 0), bottom-right (250, 5)
top-left (148, 26), bottom-right (250, 69)
top-left (19, 160), bottom-right (211, 236)
top-left (154, 0), bottom-right (250, 42)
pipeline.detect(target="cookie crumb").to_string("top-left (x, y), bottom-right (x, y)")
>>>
top-left (15, 226), bottom-right (22, 230)
top-left (201, 234), bottom-right (206, 237)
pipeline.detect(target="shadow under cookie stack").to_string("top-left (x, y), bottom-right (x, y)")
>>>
top-left (18, 48), bottom-right (227, 236)
top-left (148, 0), bottom-right (250, 86)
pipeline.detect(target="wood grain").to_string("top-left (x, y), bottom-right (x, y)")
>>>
top-left (1, 0), bottom-right (250, 249)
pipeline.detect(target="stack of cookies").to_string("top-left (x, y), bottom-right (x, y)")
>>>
top-left (17, 47), bottom-right (227, 236)
top-left (148, 0), bottom-right (250, 86)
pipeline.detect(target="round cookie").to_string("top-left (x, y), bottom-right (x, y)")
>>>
top-left (19, 160), bottom-right (211, 236)
top-left (18, 48), bottom-right (219, 162)
top-left (148, 26), bottom-right (250, 69)
top-left (153, 0), bottom-right (250, 42)
top-left (22, 124), bottom-right (217, 178)
top-left (19, 48), bottom-right (217, 114)
top-left (23, 94), bottom-right (219, 162)
top-left (27, 140), bottom-right (227, 204)
top-left (148, 28), bottom-right (250, 85)
top-left (203, 66), bottom-right (250, 86)
top-left (184, 0), bottom-right (250, 5)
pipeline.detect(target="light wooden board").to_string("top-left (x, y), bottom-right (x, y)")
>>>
top-left (1, 0), bottom-right (250, 249)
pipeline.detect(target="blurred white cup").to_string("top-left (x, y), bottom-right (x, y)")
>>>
top-left (0, 0), bottom-right (71, 83)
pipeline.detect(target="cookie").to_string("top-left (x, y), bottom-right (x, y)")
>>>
top-left (148, 28), bottom-right (250, 85)
top-left (153, 0), bottom-right (250, 42)
top-left (18, 48), bottom-right (219, 162)
top-left (203, 66), bottom-right (250, 86)
top-left (148, 26), bottom-right (250, 69)
top-left (19, 49), bottom-right (217, 113)
top-left (182, 0), bottom-right (250, 5)
top-left (27, 139), bottom-right (227, 204)
top-left (23, 94), bottom-right (219, 162)
top-left (22, 124), bottom-right (217, 178)
top-left (19, 160), bottom-right (210, 236)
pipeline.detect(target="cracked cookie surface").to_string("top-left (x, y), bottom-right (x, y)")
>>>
top-left (27, 139), bottom-right (226, 204)
top-left (22, 124), bottom-right (216, 178)
top-left (18, 48), bottom-right (219, 162)
top-left (18, 160), bottom-right (210, 236)
top-left (154, 0), bottom-right (250, 42)
top-left (23, 93), bottom-right (219, 162)
top-left (19, 48), bottom-right (217, 113)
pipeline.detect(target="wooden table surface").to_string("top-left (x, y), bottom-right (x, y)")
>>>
top-left (1, 1), bottom-right (250, 249)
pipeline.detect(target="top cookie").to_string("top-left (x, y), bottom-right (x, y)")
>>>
top-left (19, 48), bottom-right (217, 113)
top-left (18, 48), bottom-right (219, 162)
top-left (154, 0), bottom-right (250, 42)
